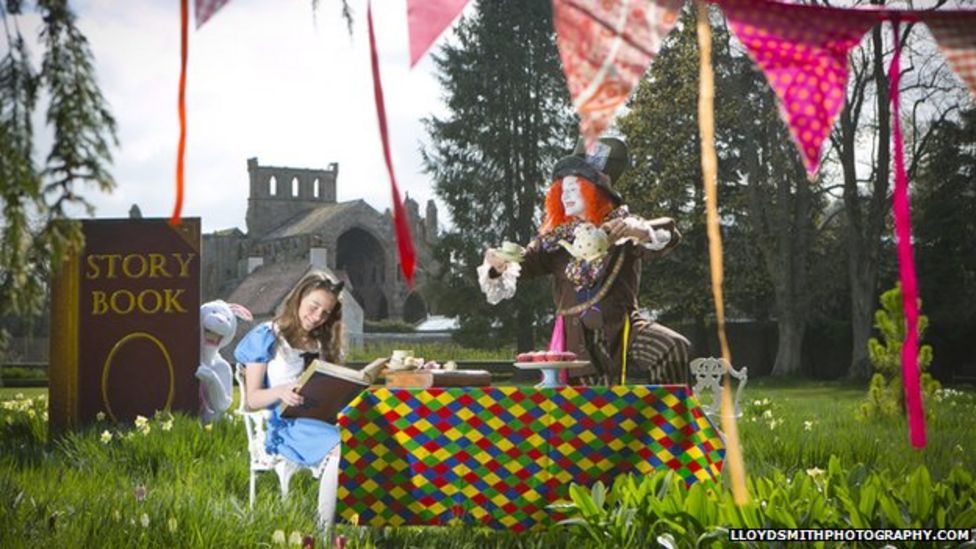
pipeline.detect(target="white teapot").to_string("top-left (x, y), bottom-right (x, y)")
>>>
top-left (558, 223), bottom-right (609, 262)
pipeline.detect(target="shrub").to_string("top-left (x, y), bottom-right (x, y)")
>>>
top-left (0, 367), bottom-right (47, 381)
top-left (858, 285), bottom-right (941, 421)
top-left (363, 319), bottom-right (416, 333)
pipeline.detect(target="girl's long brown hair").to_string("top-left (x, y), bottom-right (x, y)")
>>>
top-left (275, 271), bottom-right (344, 363)
top-left (538, 177), bottom-right (616, 234)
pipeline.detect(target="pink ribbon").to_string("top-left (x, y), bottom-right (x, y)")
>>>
top-left (549, 316), bottom-right (569, 384)
top-left (888, 19), bottom-right (926, 448)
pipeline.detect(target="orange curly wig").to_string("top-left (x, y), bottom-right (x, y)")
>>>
top-left (539, 177), bottom-right (615, 234)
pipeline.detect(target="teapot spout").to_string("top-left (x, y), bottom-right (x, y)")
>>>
top-left (558, 239), bottom-right (574, 255)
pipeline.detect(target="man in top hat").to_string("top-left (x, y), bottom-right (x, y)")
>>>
top-left (478, 137), bottom-right (691, 385)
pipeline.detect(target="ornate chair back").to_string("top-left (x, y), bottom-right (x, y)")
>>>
top-left (689, 357), bottom-right (748, 420)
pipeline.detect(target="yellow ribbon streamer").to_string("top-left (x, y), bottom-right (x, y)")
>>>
top-left (695, 0), bottom-right (748, 505)
top-left (621, 314), bottom-right (631, 385)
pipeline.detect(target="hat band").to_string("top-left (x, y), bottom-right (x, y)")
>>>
top-left (552, 163), bottom-right (610, 188)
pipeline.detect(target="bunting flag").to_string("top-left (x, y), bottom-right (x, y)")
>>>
top-left (369, 2), bottom-right (417, 286)
top-left (553, 0), bottom-right (683, 145)
top-left (925, 14), bottom-right (976, 98)
top-left (194, 0), bottom-right (232, 28)
top-left (407, 0), bottom-right (470, 67)
top-left (887, 19), bottom-right (926, 448)
top-left (721, 0), bottom-right (880, 178)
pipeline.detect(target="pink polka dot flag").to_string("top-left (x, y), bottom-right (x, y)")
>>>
top-left (721, 0), bottom-right (881, 177)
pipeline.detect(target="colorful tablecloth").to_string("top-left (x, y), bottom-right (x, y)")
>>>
top-left (336, 385), bottom-right (724, 531)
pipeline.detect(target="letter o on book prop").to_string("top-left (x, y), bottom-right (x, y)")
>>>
top-left (101, 332), bottom-right (175, 422)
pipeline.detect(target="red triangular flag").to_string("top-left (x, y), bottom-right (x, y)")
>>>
top-left (194, 0), bottom-right (232, 28)
top-left (925, 14), bottom-right (976, 99)
top-left (407, 0), bottom-right (470, 67)
top-left (554, 0), bottom-right (683, 145)
top-left (722, 0), bottom-right (880, 177)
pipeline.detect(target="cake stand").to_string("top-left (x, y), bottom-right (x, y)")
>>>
top-left (513, 361), bottom-right (589, 388)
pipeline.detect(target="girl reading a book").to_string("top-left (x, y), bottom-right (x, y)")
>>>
top-left (234, 271), bottom-right (345, 524)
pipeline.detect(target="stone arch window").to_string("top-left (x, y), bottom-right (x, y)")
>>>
top-left (313, 178), bottom-right (320, 198)
top-left (337, 227), bottom-right (387, 320)
top-left (403, 292), bottom-right (428, 324)
top-left (291, 176), bottom-right (299, 197)
top-left (269, 175), bottom-right (277, 196)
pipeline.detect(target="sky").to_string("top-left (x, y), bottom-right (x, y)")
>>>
top-left (28, 0), bottom-right (469, 233)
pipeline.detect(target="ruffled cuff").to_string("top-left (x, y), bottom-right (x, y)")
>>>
top-left (477, 261), bottom-right (521, 305)
top-left (642, 226), bottom-right (672, 252)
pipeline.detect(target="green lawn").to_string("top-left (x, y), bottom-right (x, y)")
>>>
top-left (1, 380), bottom-right (973, 548)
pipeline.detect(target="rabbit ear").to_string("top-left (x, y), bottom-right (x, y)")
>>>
top-left (228, 303), bottom-right (253, 322)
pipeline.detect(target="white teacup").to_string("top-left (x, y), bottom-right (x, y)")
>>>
top-left (390, 349), bottom-right (414, 365)
top-left (496, 241), bottom-right (525, 263)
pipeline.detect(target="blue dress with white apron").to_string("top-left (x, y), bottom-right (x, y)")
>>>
top-left (234, 321), bottom-right (341, 466)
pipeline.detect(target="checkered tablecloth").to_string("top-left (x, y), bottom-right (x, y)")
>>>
top-left (336, 385), bottom-right (724, 531)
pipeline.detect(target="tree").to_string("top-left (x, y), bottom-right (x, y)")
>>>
top-left (619, 9), bottom-right (809, 367)
top-left (0, 1), bottom-right (117, 355)
top-left (735, 63), bottom-right (820, 377)
top-left (913, 107), bottom-right (976, 381)
top-left (827, 0), bottom-right (961, 379)
top-left (858, 284), bottom-right (939, 420)
top-left (421, 0), bottom-right (576, 350)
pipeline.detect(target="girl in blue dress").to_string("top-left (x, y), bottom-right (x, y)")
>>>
top-left (235, 271), bottom-right (347, 527)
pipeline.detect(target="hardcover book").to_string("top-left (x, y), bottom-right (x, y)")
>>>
top-left (278, 359), bottom-right (385, 422)
top-left (48, 218), bottom-right (201, 432)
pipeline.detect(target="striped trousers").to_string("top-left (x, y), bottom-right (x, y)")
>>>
top-left (581, 315), bottom-right (691, 386)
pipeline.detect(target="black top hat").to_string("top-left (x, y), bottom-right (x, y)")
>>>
top-left (551, 137), bottom-right (630, 205)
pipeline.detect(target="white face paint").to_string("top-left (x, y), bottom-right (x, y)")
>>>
top-left (561, 176), bottom-right (585, 219)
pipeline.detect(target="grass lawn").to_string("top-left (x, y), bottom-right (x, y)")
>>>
top-left (1, 379), bottom-right (973, 548)
top-left (736, 378), bottom-right (974, 480)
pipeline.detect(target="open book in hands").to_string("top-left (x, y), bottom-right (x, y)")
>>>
top-left (278, 357), bottom-right (387, 422)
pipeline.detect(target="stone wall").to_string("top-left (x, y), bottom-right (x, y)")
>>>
top-left (245, 157), bottom-right (338, 235)
top-left (202, 230), bottom-right (244, 302)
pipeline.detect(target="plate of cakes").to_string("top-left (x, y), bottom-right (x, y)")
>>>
top-left (513, 350), bottom-right (589, 370)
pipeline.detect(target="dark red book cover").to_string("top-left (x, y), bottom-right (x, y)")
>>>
top-left (279, 360), bottom-right (371, 423)
top-left (49, 218), bottom-right (200, 430)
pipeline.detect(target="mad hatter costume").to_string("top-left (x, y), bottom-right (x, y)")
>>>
top-left (479, 137), bottom-right (691, 385)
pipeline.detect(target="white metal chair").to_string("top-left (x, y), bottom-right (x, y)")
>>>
top-left (234, 364), bottom-right (340, 530)
top-left (689, 357), bottom-right (748, 420)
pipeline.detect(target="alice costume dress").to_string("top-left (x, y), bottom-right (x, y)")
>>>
top-left (234, 321), bottom-right (340, 466)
